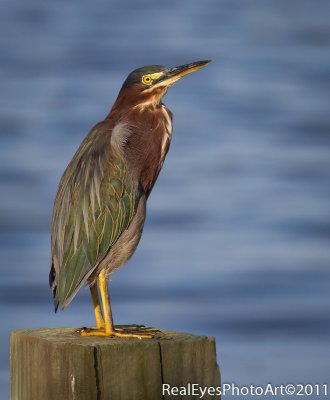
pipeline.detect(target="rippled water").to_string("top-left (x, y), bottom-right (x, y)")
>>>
top-left (1, 0), bottom-right (330, 398)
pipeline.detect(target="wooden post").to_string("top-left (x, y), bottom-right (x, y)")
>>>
top-left (11, 327), bottom-right (220, 400)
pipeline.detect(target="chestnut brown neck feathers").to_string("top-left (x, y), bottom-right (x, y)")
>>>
top-left (110, 84), bottom-right (169, 112)
top-left (106, 85), bottom-right (173, 196)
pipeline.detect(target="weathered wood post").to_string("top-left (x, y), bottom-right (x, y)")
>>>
top-left (11, 327), bottom-right (220, 400)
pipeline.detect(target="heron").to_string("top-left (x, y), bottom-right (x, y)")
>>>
top-left (49, 60), bottom-right (211, 338)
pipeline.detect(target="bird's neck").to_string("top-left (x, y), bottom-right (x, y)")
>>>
top-left (131, 105), bottom-right (173, 196)
top-left (107, 98), bottom-right (173, 196)
top-left (108, 85), bottom-right (168, 117)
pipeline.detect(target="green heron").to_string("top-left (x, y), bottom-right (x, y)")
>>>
top-left (50, 60), bottom-right (211, 338)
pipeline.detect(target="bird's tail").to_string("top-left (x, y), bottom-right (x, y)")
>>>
top-left (49, 263), bottom-right (59, 312)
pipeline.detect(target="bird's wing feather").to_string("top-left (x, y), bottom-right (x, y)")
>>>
top-left (50, 122), bottom-right (139, 309)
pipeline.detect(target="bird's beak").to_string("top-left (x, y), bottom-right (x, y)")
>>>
top-left (157, 60), bottom-right (211, 87)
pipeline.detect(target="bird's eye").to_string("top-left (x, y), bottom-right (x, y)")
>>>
top-left (142, 75), bottom-right (153, 85)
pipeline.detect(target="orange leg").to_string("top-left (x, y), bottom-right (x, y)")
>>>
top-left (90, 284), bottom-right (104, 329)
top-left (80, 271), bottom-right (157, 339)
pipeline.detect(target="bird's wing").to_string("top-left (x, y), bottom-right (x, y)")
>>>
top-left (50, 123), bottom-right (139, 309)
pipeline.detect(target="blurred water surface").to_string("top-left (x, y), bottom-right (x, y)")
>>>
top-left (1, 0), bottom-right (330, 398)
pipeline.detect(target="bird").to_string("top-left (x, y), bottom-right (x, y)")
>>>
top-left (49, 60), bottom-right (211, 338)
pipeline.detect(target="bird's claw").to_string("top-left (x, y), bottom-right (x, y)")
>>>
top-left (76, 325), bottom-right (160, 339)
top-left (115, 324), bottom-right (160, 333)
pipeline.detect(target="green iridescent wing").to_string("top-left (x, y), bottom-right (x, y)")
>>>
top-left (50, 124), bottom-right (138, 309)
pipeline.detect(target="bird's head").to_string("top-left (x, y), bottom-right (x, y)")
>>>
top-left (116, 60), bottom-right (211, 109)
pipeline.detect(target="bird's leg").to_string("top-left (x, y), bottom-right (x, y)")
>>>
top-left (80, 271), bottom-right (157, 338)
top-left (90, 284), bottom-right (104, 329)
top-left (99, 270), bottom-right (115, 333)
top-left (99, 271), bottom-right (157, 338)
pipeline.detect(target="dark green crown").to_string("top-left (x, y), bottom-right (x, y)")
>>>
top-left (121, 65), bottom-right (166, 89)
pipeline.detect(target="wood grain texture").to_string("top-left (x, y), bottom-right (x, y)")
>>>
top-left (11, 327), bottom-right (220, 400)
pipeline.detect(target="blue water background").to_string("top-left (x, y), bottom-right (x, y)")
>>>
top-left (1, 0), bottom-right (330, 398)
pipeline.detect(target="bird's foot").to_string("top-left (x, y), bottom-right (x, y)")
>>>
top-left (115, 324), bottom-right (160, 334)
top-left (77, 326), bottom-right (158, 339)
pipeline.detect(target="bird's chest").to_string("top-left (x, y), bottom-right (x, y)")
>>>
top-left (130, 106), bottom-right (173, 195)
